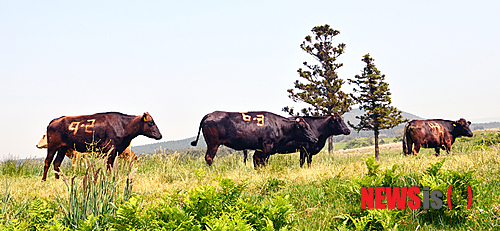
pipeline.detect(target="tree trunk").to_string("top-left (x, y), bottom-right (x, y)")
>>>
top-left (374, 129), bottom-right (380, 161)
top-left (328, 136), bottom-right (333, 154)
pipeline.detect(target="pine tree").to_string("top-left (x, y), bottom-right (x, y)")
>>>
top-left (283, 24), bottom-right (352, 153)
top-left (349, 54), bottom-right (408, 160)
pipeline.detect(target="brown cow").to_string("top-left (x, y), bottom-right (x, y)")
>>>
top-left (403, 118), bottom-right (473, 156)
top-left (36, 133), bottom-right (138, 167)
top-left (42, 112), bottom-right (162, 181)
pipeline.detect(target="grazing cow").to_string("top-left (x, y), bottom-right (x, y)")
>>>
top-left (190, 111), bottom-right (318, 167)
top-left (42, 112), bottom-right (162, 181)
top-left (403, 118), bottom-right (473, 156)
top-left (244, 113), bottom-right (351, 167)
top-left (36, 133), bottom-right (138, 167)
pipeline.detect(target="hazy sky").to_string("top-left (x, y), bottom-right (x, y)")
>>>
top-left (1, 1), bottom-right (499, 159)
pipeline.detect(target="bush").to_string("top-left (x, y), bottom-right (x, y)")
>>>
top-left (104, 178), bottom-right (295, 230)
top-left (344, 137), bottom-right (374, 150)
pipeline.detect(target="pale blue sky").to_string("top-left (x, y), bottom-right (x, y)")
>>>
top-left (1, 1), bottom-right (499, 158)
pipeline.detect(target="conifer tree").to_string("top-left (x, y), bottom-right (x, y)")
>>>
top-left (349, 54), bottom-right (408, 160)
top-left (283, 24), bottom-right (352, 153)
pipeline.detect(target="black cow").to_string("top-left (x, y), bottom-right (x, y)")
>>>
top-left (403, 118), bottom-right (473, 156)
top-left (42, 112), bottom-right (162, 181)
top-left (190, 111), bottom-right (318, 167)
top-left (244, 113), bottom-right (351, 167)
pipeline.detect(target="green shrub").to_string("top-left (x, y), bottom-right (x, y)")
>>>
top-left (0, 158), bottom-right (41, 177)
top-left (344, 137), bottom-right (374, 150)
top-left (27, 197), bottom-right (55, 230)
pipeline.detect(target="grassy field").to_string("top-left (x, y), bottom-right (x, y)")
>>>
top-left (1, 130), bottom-right (500, 230)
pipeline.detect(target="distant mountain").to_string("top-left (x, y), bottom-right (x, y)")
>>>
top-left (470, 122), bottom-right (500, 131)
top-left (341, 109), bottom-right (423, 139)
top-left (342, 109), bottom-right (422, 125)
top-left (132, 136), bottom-right (207, 155)
top-left (132, 110), bottom-right (498, 154)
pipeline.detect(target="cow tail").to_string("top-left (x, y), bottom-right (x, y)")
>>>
top-left (402, 123), bottom-right (409, 154)
top-left (191, 114), bottom-right (209, 146)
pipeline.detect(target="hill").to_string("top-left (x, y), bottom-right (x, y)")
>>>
top-left (342, 109), bottom-right (422, 140)
top-left (132, 136), bottom-right (207, 154)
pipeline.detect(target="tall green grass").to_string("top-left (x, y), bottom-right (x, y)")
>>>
top-left (1, 130), bottom-right (499, 230)
top-left (54, 152), bottom-right (136, 229)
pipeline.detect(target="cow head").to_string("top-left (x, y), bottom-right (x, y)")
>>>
top-left (36, 133), bottom-right (48, 149)
top-left (294, 117), bottom-right (318, 143)
top-left (140, 112), bottom-right (163, 140)
top-left (329, 113), bottom-right (351, 135)
top-left (453, 118), bottom-right (473, 137)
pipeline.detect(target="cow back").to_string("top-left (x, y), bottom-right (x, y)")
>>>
top-left (47, 112), bottom-right (139, 153)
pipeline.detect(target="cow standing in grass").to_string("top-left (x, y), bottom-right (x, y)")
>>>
top-left (403, 118), bottom-right (473, 156)
top-left (244, 113), bottom-right (351, 167)
top-left (190, 111), bottom-right (318, 167)
top-left (42, 112), bottom-right (162, 181)
top-left (36, 133), bottom-right (138, 167)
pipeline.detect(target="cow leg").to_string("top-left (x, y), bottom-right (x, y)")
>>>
top-left (252, 152), bottom-right (265, 169)
top-left (445, 143), bottom-right (452, 155)
top-left (304, 148), bottom-right (313, 168)
top-left (102, 145), bottom-right (117, 169)
top-left (107, 147), bottom-right (124, 170)
top-left (205, 144), bottom-right (219, 166)
top-left (444, 138), bottom-right (452, 155)
top-left (42, 147), bottom-right (58, 181)
top-left (53, 147), bottom-right (68, 179)
top-left (412, 143), bottom-right (421, 156)
top-left (405, 136), bottom-right (413, 155)
top-left (70, 150), bottom-right (79, 168)
top-left (107, 152), bottom-right (118, 169)
top-left (433, 148), bottom-right (441, 157)
top-left (253, 150), bottom-right (271, 168)
top-left (299, 149), bottom-right (306, 168)
top-left (307, 154), bottom-right (312, 168)
top-left (243, 150), bottom-right (248, 165)
top-left (261, 144), bottom-right (274, 166)
top-left (264, 153), bottom-right (271, 165)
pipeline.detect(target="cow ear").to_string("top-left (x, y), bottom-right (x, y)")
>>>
top-left (143, 113), bottom-right (148, 122)
top-left (468, 121), bottom-right (471, 125)
top-left (453, 122), bottom-right (456, 127)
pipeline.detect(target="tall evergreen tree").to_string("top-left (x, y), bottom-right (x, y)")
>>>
top-left (283, 24), bottom-right (352, 153)
top-left (349, 54), bottom-right (408, 160)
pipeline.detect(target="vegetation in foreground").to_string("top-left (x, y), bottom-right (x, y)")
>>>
top-left (1, 130), bottom-right (500, 230)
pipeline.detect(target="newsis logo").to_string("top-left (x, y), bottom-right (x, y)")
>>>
top-left (360, 186), bottom-right (473, 209)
